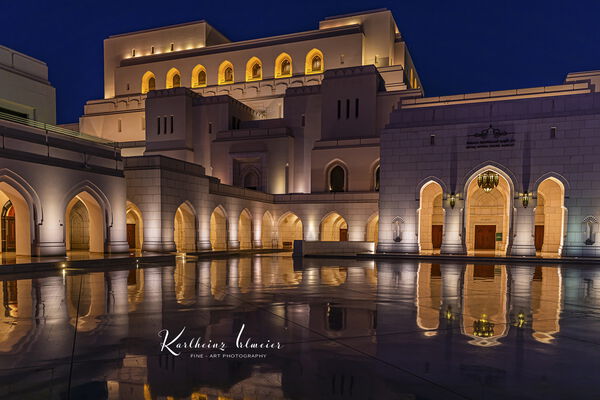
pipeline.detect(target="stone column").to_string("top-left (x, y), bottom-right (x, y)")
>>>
top-left (227, 215), bottom-right (240, 250)
top-left (252, 214), bottom-right (262, 249)
top-left (441, 199), bottom-right (466, 254)
top-left (511, 198), bottom-right (536, 256)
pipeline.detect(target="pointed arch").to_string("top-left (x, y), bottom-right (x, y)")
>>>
top-left (126, 201), bottom-right (143, 250)
top-left (191, 64), bottom-right (207, 88)
top-left (305, 48), bottom-right (324, 74)
top-left (325, 159), bottom-right (348, 192)
top-left (464, 166), bottom-right (514, 254)
top-left (418, 181), bottom-right (445, 252)
top-left (218, 60), bottom-right (234, 85)
top-left (278, 211), bottom-right (303, 249)
top-left (275, 53), bottom-right (292, 78)
top-left (210, 205), bottom-right (228, 250)
top-left (141, 71), bottom-right (156, 94)
top-left (239, 208), bottom-right (252, 249)
top-left (535, 177), bottom-right (566, 255)
top-left (245, 57), bottom-right (262, 81)
top-left (174, 201), bottom-right (196, 252)
top-left (261, 211), bottom-right (274, 248)
top-left (320, 211), bottom-right (348, 241)
top-left (166, 68), bottom-right (181, 89)
top-left (65, 191), bottom-right (104, 253)
top-left (366, 212), bottom-right (379, 243)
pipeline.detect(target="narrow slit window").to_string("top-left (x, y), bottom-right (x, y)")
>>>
top-left (131, 49), bottom-right (135, 57)
top-left (163, 116), bottom-right (167, 134)
top-left (141, 116), bottom-right (145, 131)
top-left (117, 119), bottom-right (122, 132)
top-left (208, 122), bottom-right (212, 134)
top-left (151, 46), bottom-right (155, 54)
top-left (157, 117), bottom-right (160, 135)
top-left (551, 126), bottom-right (556, 139)
top-left (301, 114), bottom-right (305, 127)
top-left (170, 43), bottom-right (174, 51)
top-left (170, 116), bottom-right (174, 133)
top-left (430, 134), bottom-right (435, 145)
top-left (346, 99), bottom-right (350, 119)
top-left (337, 100), bottom-right (341, 119)
top-left (355, 98), bottom-right (359, 118)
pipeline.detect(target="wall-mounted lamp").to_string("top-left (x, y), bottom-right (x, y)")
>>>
top-left (520, 192), bottom-right (530, 208)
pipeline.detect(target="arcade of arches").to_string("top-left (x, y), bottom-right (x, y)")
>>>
top-left (413, 170), bottom-right (567, 257)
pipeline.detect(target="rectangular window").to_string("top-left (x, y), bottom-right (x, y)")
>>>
top-left (355, 98), bottom-right (359, 118)
top-left (301, 114), bottom-right (305, 127)
top-left (157, 117), bottom-right (160, 135)
top-left (151, 46), bottom-right (155, 54)
top-left (430, 134), bottom-right (435, 145)
top-left (131, 49), bottom-right (135, 57)
top-left (170, 116), bottom-right (174, 133)
top-left (337, 100), bottom-right (341, 119)
top-left (551, 126), bottom-right (556, 139)
top-left (346, 99), bottom-right (350, 119)
top-left (141, 116), bottom-right (145, 131)
top-left (170, 43), bottom-right (174, 51)
top-left (117, 119), bottom-right (122, 133)
top-left (208, 122), bottom-right (212, 134)
top-left (163, 116), bottom-right (167, 134)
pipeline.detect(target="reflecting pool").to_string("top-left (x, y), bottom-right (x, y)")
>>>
top-left (1, 255), bottom-right (600, 399)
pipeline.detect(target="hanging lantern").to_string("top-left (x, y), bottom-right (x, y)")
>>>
top-left (477, 171), bottom-right (499, 192)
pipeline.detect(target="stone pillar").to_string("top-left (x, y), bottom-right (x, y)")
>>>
top-left (511, 198), bottom-right (537, 256)
top-left (227, 215), bottom-right (240, 250)
top-left (252, 214), bottom-right (262, 249)
top-left (509, 265), bottom-right (534, 320)
top-left (441, 263), bottom-right (463, 318)
top-left (441, 199), bottom-right (466, 254)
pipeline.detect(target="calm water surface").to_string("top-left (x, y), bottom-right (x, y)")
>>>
top-left (0, 255), bottom-right (599, 399)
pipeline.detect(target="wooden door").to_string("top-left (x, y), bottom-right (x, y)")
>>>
top-left (431, 225), bottom-right (443, 249)
top-left (535, 225), bottom-right (544, 252)
top-left (127, 223), bottom-right (136, 249)
top-left (2, 216), bottom-right (15, 251)
top-left (474, 225), bottom-right (496, 250)
top-left (339, 228), bottom-right (348, 241)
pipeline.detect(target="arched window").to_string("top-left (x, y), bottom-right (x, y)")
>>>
top-left (275, 53), bottom-right (292, 78)
top-left (329, 165), bottom-right (346, 192)
top-left (218, 61), bottom-right (234, 85)
top-left (166, 68), bottom-right (181, 89)
top-left (141, 71), bottom-right (156, 94)
top-left (243, 170), bottom-right (260, 190)
top-left (374, 166), bottom-right (380, 191)
top-left (246, 57), bottom-right (262, 81)
top-left (191, 65), bottom-right (207, 88)
top-left (305, 49), bottom-right (324, 74)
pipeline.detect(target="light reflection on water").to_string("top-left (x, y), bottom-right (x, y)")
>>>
top-left (0, 256), bottom-right (599, 400)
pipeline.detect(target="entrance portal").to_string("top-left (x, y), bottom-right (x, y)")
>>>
top-left (465, 170), bottom-right (511, 255)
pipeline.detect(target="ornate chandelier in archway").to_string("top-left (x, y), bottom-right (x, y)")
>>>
top-left (477, 171), bottom-right (499, 192)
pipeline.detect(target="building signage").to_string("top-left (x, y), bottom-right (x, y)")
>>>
top-left (466, 125), bottom-right (515, 149)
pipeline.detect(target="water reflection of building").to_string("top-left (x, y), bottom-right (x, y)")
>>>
top-left (0, 258), bottom-right (587, 399)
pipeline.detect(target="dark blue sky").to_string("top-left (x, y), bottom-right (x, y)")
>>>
top-left (3, 0), bottom-right (600, 124)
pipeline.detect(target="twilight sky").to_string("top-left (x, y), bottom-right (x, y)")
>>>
top-left (2, 0), bottom-right (600, 124)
